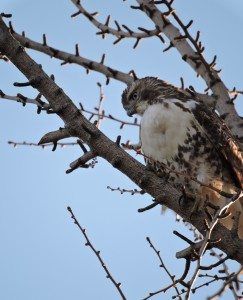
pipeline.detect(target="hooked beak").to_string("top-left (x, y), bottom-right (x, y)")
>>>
top-left (126, 107), bottom-right (136, 117)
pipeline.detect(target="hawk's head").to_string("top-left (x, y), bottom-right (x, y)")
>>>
top-left (122, 77), bottom-right (192, 116)
top-left (122, 77), bottom-right (164, 116)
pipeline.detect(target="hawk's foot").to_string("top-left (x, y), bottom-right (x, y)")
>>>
top-left (178, 187), bottom-right (203, 219)
top-left (189, 195), bottom-right (205, 219)
top-left (178, 187), bottom-right (195, 207)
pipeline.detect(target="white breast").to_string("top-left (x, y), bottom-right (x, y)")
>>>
top-left (140, 100), bottom-right (196, 162)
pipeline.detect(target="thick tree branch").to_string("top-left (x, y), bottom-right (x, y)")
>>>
top-left (38, 128), bottom-right (72, 144)
top-left (13, 31), bottom-right (133, 84)
top-left (0, 17), bottom-right (242, 264)
top-left (11, 30), bottom-right (216, 106)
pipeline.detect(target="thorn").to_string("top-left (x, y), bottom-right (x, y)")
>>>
top-left (71, 11), bottom-right (81, 18)
top-left (185, 20), bottom-right (193, 29)
top-left (114, 20), bottom-right (121, 31)
top-left (52, 141), bottom-right (57, 151)
top-left (163, 42), bottom-right (174, 52)
top-left (133, 38), bottom-right (140, 49)
top-left (105, 15), bottom-right (110, 26)
top-left (122, 24), bottom-right (133, 35)
top-left (113, 36), bottom-right (124, 45)
top-left (75, 44), bottom-right (79, 56)
top-left (42, 34), bottom-right (47, 46)
top-left (100, 53), bottom-right (105, 64)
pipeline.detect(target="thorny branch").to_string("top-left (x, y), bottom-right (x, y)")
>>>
top-left (9, 24), bottom-right (220, 106)
top-left (8, 140), bottom-right (77, 149)
top-left (206, 249), bottom-right (243, 299)
top-left (1, 1), bottom-right (243, 298)
top-left (12, 30), bottom-right (133, 84)
top-left (4, 85), bottom-right (138, 150)
top-left (107, 185), bottom-right (145, 195)
top-left (67, 206), bottom-right (126, 300)
top-left (70, 0), bottom-right (164, 48)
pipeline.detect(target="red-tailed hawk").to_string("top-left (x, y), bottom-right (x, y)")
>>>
top-left (122, 77), bottom-right (243, 237)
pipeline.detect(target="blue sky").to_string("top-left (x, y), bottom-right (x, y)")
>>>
top-left (1, 1), bottom-right (242, 299)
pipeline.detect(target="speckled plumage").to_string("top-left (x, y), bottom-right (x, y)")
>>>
top-left (122, 77), bottom-right (243, 237)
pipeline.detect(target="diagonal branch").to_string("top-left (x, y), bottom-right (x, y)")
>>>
top-left (67, 206), bottom-right (126, 300)
top-left (1, 17), bottom-right (242, 265)
top-left (12, 31), bottom-right (133, 84)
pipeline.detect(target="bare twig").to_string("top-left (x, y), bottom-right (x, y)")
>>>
top-left (95, 82), bottom-right (105, 129)
top-left (207, 266), bottom-right (243, 300)
top-left (81, 106), bottom-right (139, 128)
top-left (13, 31), bottom-right (133, 84)
top-left (8, 140), bottom-right (77, 148)
top-left (1, 89), bottom-right (138, 129)
top-left (184, 192), bottom-right (242, 299)
top-left (0, 90), bottom-right (49, 109)
top-left (142, 258), bottom-right (191, 300)
top-left (70, 0), bottom-right (161, 43)
top-left (146, 237), bottom-right (181, 299)
top-left (107, 186), bottom-right (144, 195)
top-left (67, 206), bottom-right (126, 300)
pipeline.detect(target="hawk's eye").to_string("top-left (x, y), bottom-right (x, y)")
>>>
top-left (131, 92), bottom-right (138, 101)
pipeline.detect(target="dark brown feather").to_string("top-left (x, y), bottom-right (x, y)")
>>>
top-left (192, 103), bottom-right (243, 189)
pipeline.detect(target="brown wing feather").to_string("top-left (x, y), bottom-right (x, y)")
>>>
top-left (192, 103), bottom-right (243, 189)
